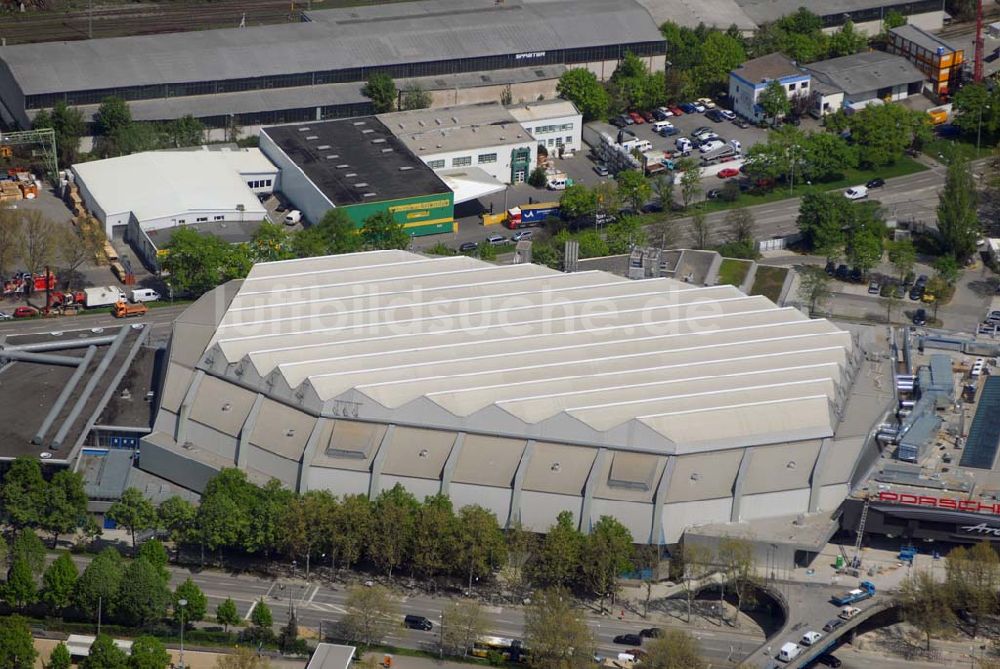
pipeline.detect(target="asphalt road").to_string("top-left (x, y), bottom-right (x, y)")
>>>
top-left (0, 303), bottom-right (186, 347)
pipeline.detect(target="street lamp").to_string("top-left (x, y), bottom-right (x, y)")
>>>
top-left (178, 598), bottom-right (187, 669)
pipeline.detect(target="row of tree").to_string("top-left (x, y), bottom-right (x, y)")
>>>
top-left (362, 75), bottom-right (434, 114)
top-left (160, 207), bottom-right (411, 296)
top-left (0, 205), bottom-right (105, 285)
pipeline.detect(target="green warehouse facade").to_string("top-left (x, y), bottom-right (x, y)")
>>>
top-left (260, 118), bottom-right (456, 237)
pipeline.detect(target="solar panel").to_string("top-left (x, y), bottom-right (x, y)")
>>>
top-left (960, 376), bottom-right (1000, 469)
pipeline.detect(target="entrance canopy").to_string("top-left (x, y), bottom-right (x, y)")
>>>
top-left (436, 167), bottom-right (507, 204)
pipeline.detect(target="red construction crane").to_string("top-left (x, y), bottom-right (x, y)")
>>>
top-left (974, 0), bottom-right (985, 82)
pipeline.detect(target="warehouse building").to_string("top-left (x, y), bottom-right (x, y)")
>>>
top-left (260, 117), bottom-right (455, 235)
top-left (141, 251), bottom-right (888, 554)
top-left (72, 147), bottom-right (274, 239)
top-left (0, 0), bottom-right (665, 132)
top-left (804, 51), bottom-right (926, 116)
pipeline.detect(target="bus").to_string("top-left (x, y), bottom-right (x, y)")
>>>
top-left (470, 636), bottom-right (527, 662)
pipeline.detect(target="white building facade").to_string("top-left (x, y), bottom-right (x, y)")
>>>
top-left (508, 99), bottom-right (584, 155)
top-left (729, 53), bottom-right (811, 122)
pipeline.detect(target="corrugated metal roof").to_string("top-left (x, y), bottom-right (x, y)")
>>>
top-left (805, 52), bottom-right (925, 96)
top-left (3, 0), bottom-right (663, 96)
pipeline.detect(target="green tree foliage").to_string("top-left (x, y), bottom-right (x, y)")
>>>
top-left (163, 115), bottom-right (205, 148)
top-left (194, 469), bottom-right (254, 563)
top-left (114, 557), bottom-right (171, 627)
top-left (369, 484), bottom-right (419, 577)
top-left (606, 215), bottom-right (647, 254)
top-left (952, 82), bottom-right (1000, 142)
top-left (174, 577), bottom-right (208, 626)
top-left (251, 597), bottom-right (273, 629)
top-left (411, 494), bottom-right (458, 580)
top-left (74, 547), bottom-right (126, 620)
top-left (934, 255), bottom-right (961, 286)
top-left (441, 599), bottom-right (490, 657)
top-left (717, 536), bottom-right (758, 624)
top-left (616, 170), bottom-right (651, 213)
top-left (313, 208), bottom-right (364, 255)
top-left (82, 634), bottom-right (129, 669)
top-left (249, 221), bottom-right (295, 262)
top-left (898, 569), bottom-right (953, 650)
top-left (758, 79), bottom-right (791, 125)
top-left (137, 539), bottom-right (170, 583)
top-left (797, 192), bottom-right (850, 259)
top-left (217, 597), bottom-right (241, 632)
top-left (524, 587), bottom-right (595, 669)
top-left (95, 96), bottom-right (133, 137)
top-left (798, 265), bottom-right (832, 314)
top-left (800, 132), bottom-right (857, 181)
top-left (400, 83), bottom-right (432, 111)
top-left (608, 52), bottom-right (665, 111)
top-left (677, 158), bottom-right (701, 209)
top-left (887, 238), bottom-right (916, 282)
top-left (847, 225), bottom-right (883, 276)
top-left (476, 241), bottom-right (498, 261)
top-left (158, 496), bottom-right (196, 556)
top-left (532, 511), bottom-right (583, 588)
top-left (936, 149), bottom-right (980, 261)
top-left (2, 457), bottom-right (46, 529)
top-left (244, 479), bottom-right (294, 561)
top-left (48, 642), bottom-right (72, 669)
top-left (527, 166), bottom-right (548, 189)
top-left (747, 9), bottom-right (846, 63)
top-left (691, 31), bottom-right (746, 95)
top-left (42, 469), bottom-right (88, 547)
top-left (363, 73), bottom-right (397, 113)
top-left (5, 556), bottom-right (37, 609)
top-left (643, 629), bottom-right (707, 669)
top-left (457, 505), bottom-right (506, 591)
top-left (162, 228), bottom-right (252, 297)
top-left (0, 615), bottom-right (37, 669)
top-left (826, 20), bottom-right (867, 58)
top-left (360, 210), bottom-right (410, 250)
top-left (42, 552), bottom-right (78, 611)
top-left (581, 516), bottom-right (633, 610)
top-left (332, 494), bottom-right (372, 570)
top-left (108, 487), bottom-right (157, 555)
top-left (32, 102), bottom-right (86, 164)
top-left (559, 184), bottom-right (597, 220)
top-left (576, 228), bottom-right (610, 257)
top-left (11, 529), bottom-right (46, 578)
top-left (340, 584), bottom-right (398, 647)
top-left (882, 10), bottom-right (906, 30)
top-left (556, 69), bottom-right (610, 121)
top-left (128, 636), bottom-right (171, 669)
top-left (281, 490), bottom-right (337, 577)
top-left (842, 103), bottom-right (931, 167)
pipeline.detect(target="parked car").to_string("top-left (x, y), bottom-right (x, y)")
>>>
top-left (641, 202), bottom-right (663, 213)
top-left (733, 117), bottom-right (750, 128)
top-left (720, 109), bottom-right (737, 121)
top-left (0, 311), bottom-right (11, 320)
top-left (696, 97), bottom-right (716, 109)
top-left (692, 126), bottom-right (712, 138)
top-left (822, 619), bottom-right (844, 633)
top-left (825, 261), bottom-right (836, 275)
top-left (675, 137), bottom-right (693, 152)
top-left (913, 308), bottom-right (927, 326)
top-left (639, 110), bottom-right (654, 123)
top-left (614, 634), bottom-right (642, 646)
top-left (699, 140), bottom-right (725, 153)
top-left (801, 631), bottom-right (823, 646)
top-left (13, 306), bottom-right (38, 318)
top-left (867, 177), bottom-right (885, 188)
top-left (717, 167), bottom-right (740, 178)
top-left (816, 655), bottom-right (842, 668)
top-left (697, 132), bottom-right (720, 144)
top-left (404, 615), bottom-right (434, 631)
top-left (659, 126), bottom-right (679, 136)
top-left (679, 102), bottom-right (698, 114)
top-left (629, 111), bottom-right (645, 124)
top-left (511, 230), bottom-right (534, 242)
top-left (593, 163), bottom-right (610, 176)
top-left (705, 109), bottom-right (725, 122)
top-left (657, 106), bottom-right (674, 117)
top-left (690, 100), bottom-right (706, 112)
top-left (839, 606), bottom-right (862, 620)
top-left (652, 109), bottom-right (669, 121)
top-left (639, 628), bottom-right (663, 638)
top-left (849, 267), bottom-right (863, 283)
top-left (486, 234), bottom-right (507, 246)
top-left (835, 264), bottom-right (849, 280)
top-left (458, 242), bottom-right (478, 253)
top-left (610, 116), bottom-right (628, 128)
top-left (668, 105), bottom-right (685, 116)
top-left (868, 279), bottom-right (880, 294)
top-left (706, 188), bottom-right (722, 199)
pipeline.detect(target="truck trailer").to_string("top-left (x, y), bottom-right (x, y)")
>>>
top-left (84, 286), bottom-right (127, 309)
top-left (831, 581), bottom-right (876, 606)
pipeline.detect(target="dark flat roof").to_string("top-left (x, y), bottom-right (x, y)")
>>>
top-left (960, 376), bottom-right (1000, 470)
top-left (262, 117), bottom-right (450, 206)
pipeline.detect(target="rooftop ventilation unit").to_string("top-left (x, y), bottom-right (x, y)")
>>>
top-left (399, 166), bottom-right (414, 171)
top-left (381, 148), bottom-right (394, 153)
top-left (297, 126), bottom-right (311, 132)
top-left (345, 173), bottom-right (357, 178)
top-left (361, 128), bottom-right (374, 134)
top-left (363, 192), bottom-right (377, 198)
top-left (336, 164), bottom-right (350, 168)
top-left (317, 144), bottom-right (331, 150)
top-left (372, 138), bottom-right (386, 143)
top-left (354, 182), bottom-right (369, 188)
top-left (306, 135), bottom-right (318, 140)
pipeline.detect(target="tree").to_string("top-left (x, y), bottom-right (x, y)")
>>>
top-left (47, 642), bottom-right (72, 669)
top-left (217, 597), bottom-right (241, 633)
top-left (411, 494), bottom-right (457, 580)
top-left (42, 552), bottom-right (78, 612)
top-left (559, 184), bottom-right (597, 221)
top-left (17, 211), bottom-right (59, 288)
top-left (887, 238), bottom-right (916, 282)
top-left (368, 484), bottom-right (418, 578)
top-left (826, 20), bottom-right (867, 58)
top-left (5, 557), bottom-right (37, 609)
top-left (675, 542), bottom-right (713, 623)
top-left (243, 479), bottom-right (293, 561)
top-left (581, 516), bottom-right (633, 612)
top-left (643, 629), bottom-right (707, 669)
top-left (215, 648), bottom-right (272, 669)
top-left (441, 599), bottom-right (489, 657)
top-left (174, 577), bottom-right (208, 626)
top-left (650, 173), bottom-right (674, 210)
top-left (0, 616), bottom-right (37, 669)
top-left (848, 104), bottom-right (930, 167)
top-left (690, 210), bottom-right (711, 250)
top-left (164, 115), bottom-right (205, 148)
top-left (281, 490), bottom-right (336, 577)
top-left (846, 225), bottom-right (883, 277)
top-left (616, 170), bottom-right (652, 213)
top-left (95, 96), bottom-right (133, 137)
top-left (128, 636), bottom-right (171, 669)
top-left (363, 73), bottom-right (397, 113)
top-left (898, 570), bottom-right (953, 650)
top-left (952, 82), bottom-right (1000, 141)
top-left (758, 79), bottom-right (790, 126)
top-left (677, 159), bottom-right (701, 210)
top-left (800, 132), bottom-right (856, 182)
top-left (726, 207), bottom-right (755, 246)
top-left (82, 634), bottom-right (129, 669)
top-left (606, 215), bottom-right (647, 254)
top-left (42, 469), bottom-right (87, 547)
top-left (476, 241), bottom-right (497, 261)
top-left (945, 542), bottom-right (998, 638)
top-left (798, 265), bottom-right (831, 315)
top-left (690, 31), bottom-right (746, 94)
top-left (360, 210), bottom-right (409, 250)
top-left (882, 9), bottom-right (907, 30)
top-left (251, 598), bottom-right (273, 629)
top-left (717, 536), bottom-right (757, 626)
top-left (528, 166), bottom-right (548, 189)
top-left (937, 149), bottom-right (980, 261)
top-left (333, 494), bottom-right (371, 570)
top-left (158, 496), bottom-right (196, 559)
top-left (195, 469), bottom-right (255, 565)
top-left (400, 83), bottom-right (432, 111)
top-left (114, 557), bottom-right (171, 627)
top-left (74, 547), bottom-right (126, 620)
top-left (2, 457), bottom-right (45, 529)
top-left (59, 219), bottom-right (104, 283)
top-left (457, 505), bottom-right (506, 591)
top-left (162, 227), bottom-right (251, 297)
top-left (249, 221), bottom-right (294, 262)
top-left (556, 69), bottom-right (610, 121)
top-left (524, 588), bottom-right (595, 669)
top-left (11, 530), bottom-right (46, 577)
top-left (313, 207), bottom-right (364, 255)
top-left (108, 487), bottom-right (157, 555)
top-left (340, 584), bottom-right (398, 647)
top-left (33, 102), bottom-right (86, 164)
top-left (137, 539), bottom-right (170, 583)
top-left (532, 511), bottom-right (583, 588)
top-left (797, 192), bottom-right (849, 260)
top-left (0, 205), bottom-right (23, 280)
top-left (104, 122), bottom-right (163, 157)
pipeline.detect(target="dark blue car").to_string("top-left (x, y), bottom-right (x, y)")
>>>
top-left (679, 102), bottom-right (698, 114)
top-left (659, 126), bottom-right (679, 136)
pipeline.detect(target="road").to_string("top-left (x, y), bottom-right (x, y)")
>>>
top-left (0, 303), bottom-right (186, 347)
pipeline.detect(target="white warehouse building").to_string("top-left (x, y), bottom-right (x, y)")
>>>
top-left (72, 147), bottom-right (276, 238)
top-left (140, 251), bottom-right (888, 563)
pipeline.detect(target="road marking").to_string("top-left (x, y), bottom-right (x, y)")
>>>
top-left (305, 585), bottom-right (320, 605)
top-left (244, 600), bottom-right (257, 621)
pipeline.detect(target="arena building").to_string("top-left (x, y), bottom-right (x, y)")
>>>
top-left (0, 0), bottom-right (665, 132)
top-left (141, 251), bottom-right (889, 551)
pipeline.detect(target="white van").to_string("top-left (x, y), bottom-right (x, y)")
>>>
top-left (652, 120), bottom-right (674, 132)
top-left (777, 642), bottom-right (802, 662)
top-left (840, 606), bottom-right (862, 620)
top-left (546, 176), bottom-right (568, 190)
top-left (844, 185), bottom-right (869, 200)
top-left (283, 210), bottom-right (302, 225)
top-left (129, 288), bottom-right (161, 303)
top-left (675, 137), bottom-right (692, 152)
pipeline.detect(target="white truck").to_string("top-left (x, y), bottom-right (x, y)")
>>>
top-left (84, 286), bottom-right (126, 309)
top-left (700, 139), bottom-right (742, 165)
top-left (777, 642), bottom-right (802, 662)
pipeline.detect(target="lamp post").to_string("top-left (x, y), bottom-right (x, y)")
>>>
top-left (178, 598), bottom-right (187, 669)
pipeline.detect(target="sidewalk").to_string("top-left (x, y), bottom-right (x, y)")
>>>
top-left (32, 637), bottom-right (308, 669)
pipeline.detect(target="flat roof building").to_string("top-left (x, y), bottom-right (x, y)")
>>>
top-left (140, 251), bottom-right (882, 549)
top-left (260, 118), bottom-right (455, 235)
top-left (729, 53), bottom-right (811, 123)
top-left (805, 51), bottom-right (926, 116)
top-left (888, 24), bottom-right (965, 98)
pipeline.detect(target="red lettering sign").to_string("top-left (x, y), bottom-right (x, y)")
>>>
top-left (877, 491), bottom-right (1000, 516)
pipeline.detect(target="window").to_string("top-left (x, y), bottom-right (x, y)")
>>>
top-left (196, 217), bottom-right (208, 222)
top-left (265, 179), bottom-right (272, 187)
top-left (555, 136), bottom-right (564, 146)
top-left (477, 153), bottom-right (497, 164)
top-left (547, 138), bottom-right (555, 147)
top-left (452, 156), bottom-right (472, 167)
top-left (214, 215), bottom-right (225, 221)
top-left (247, 181), bottom-right (253, 188)
top-left (178, 219), bottom-right (186, 224)
top-left (788, 83), bottom-right (796, 91)
top-left (565, 136), bottom-right (573, 145)
top-left (427, 159), bottom-right (445, 169)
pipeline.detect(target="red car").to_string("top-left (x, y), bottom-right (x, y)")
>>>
top-left (668, 105), bottom-right (684, 116)
top-left (639, 110), bottom-right (654, 123)
top-left (13, 306), bottom-right (38, 318)
top-left (717, 167), bottom-right (740, 178)
top-left (628, 111), bottom-right (645, 124)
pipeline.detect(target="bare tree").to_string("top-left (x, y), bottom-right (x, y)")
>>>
top-left (0, 205), bottom-right (23, 279)
top-left (676, 542), bottom-right (713, 623)
top-left (725, 207), bottom-right (756, 245)
top-left (339, 584), bottom-right (398, 647)
top-left (59, 221), bottom-right (104, 286)
top-left (440, 599), bottom-right (490, 657)
top-left (690, 210), bottom-right (711, 250)
top-left (18, 211), bottom-right (59, 280)
top-left (798, 266), bottom-right (832, 315)
top-left (717, 536), bottom-right (757, 627)
top-left (648, 219), bottom-right (679, 249)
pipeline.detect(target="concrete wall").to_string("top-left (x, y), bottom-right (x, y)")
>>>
top-left (449, 482), bottom-right (512, 524)
top-left (520, 112), bottom-right (584, 155)
top-left (421, 141), bottom-right (536, 185)
top-left (0, 60), bottom-right (27, 128)
top-left (138, 436), bottom-right (222, 494)
top-left (306, 465), bottom-right (371, 497)
top-left (660, 497), bottom-right (733, 544)
top-left (259, 129), bottom-right (336, 226)
top-left (520, 490), bottom-right (583, 531)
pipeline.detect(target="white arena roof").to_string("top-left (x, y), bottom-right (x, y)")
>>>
top-left (197, 251), bottom-right (854, 455)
